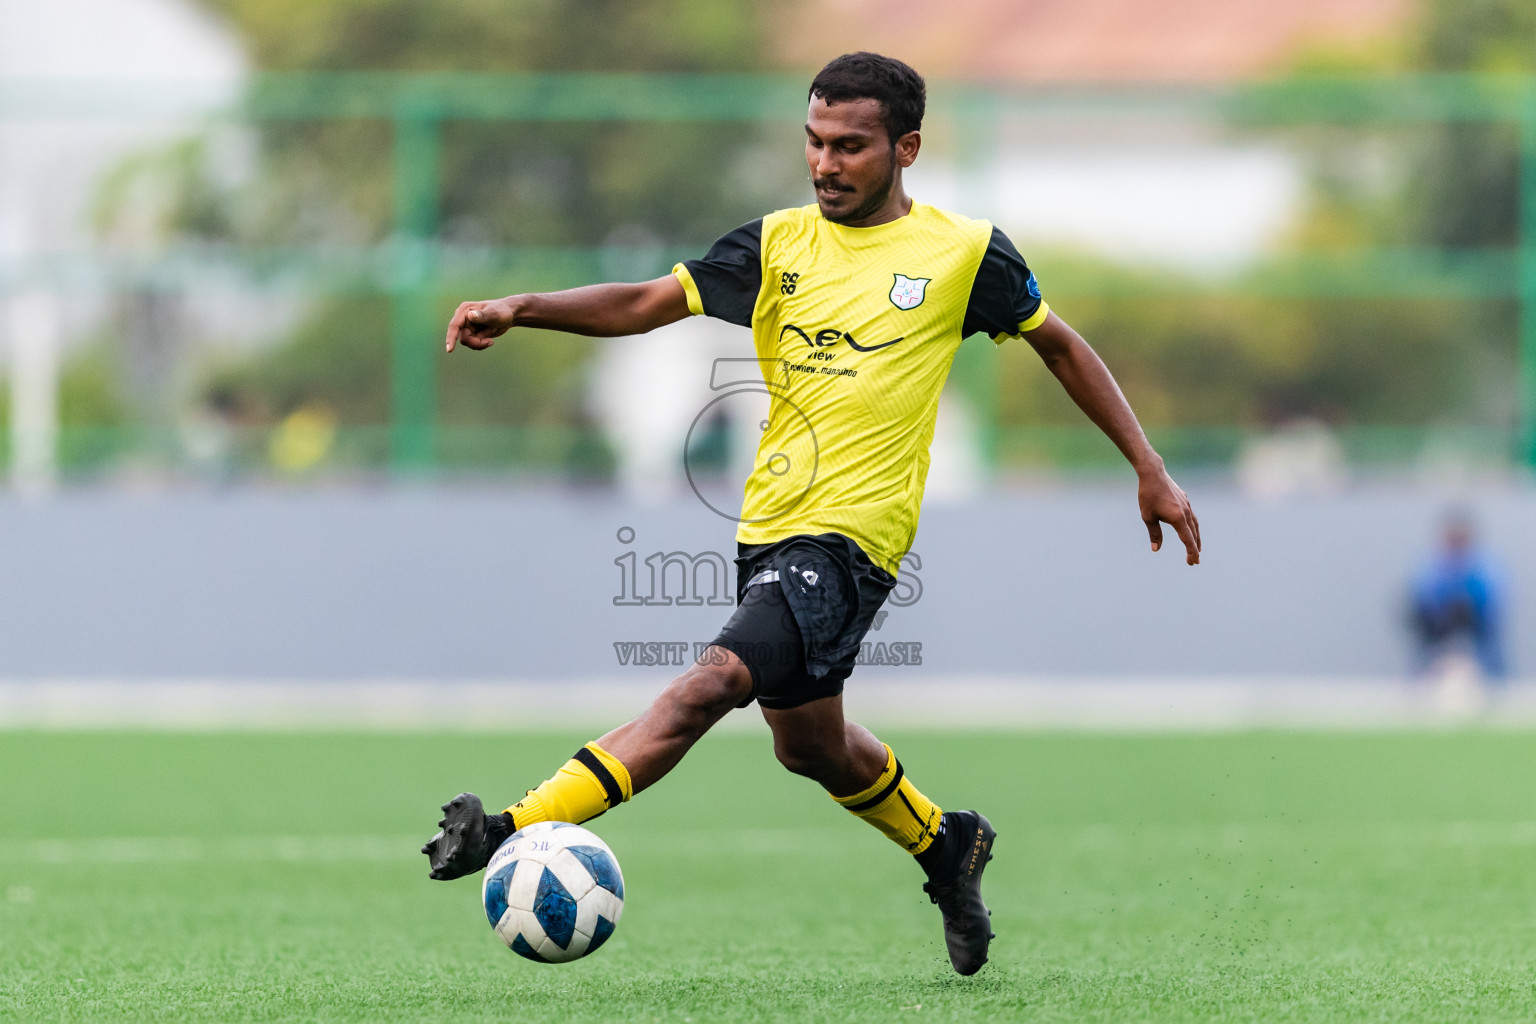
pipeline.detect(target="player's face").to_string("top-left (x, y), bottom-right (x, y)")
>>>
top-left (804, 96), bottom-right (918, 225)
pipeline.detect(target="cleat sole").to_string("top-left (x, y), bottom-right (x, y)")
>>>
top-left (423, 793), bottom-right (492, 881)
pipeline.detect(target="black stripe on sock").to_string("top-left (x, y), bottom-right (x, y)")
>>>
top-left (896, 788), bottom-right (931, 832)
top-left (845, 759), bottom-right (905, 814)
top-left (573, 746), bottom-right (624, 809)
top-left (903, 805), bottom-right (939, 851)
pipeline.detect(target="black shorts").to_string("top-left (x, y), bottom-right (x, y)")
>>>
top-left (707, 533), bottom-right (896, 710)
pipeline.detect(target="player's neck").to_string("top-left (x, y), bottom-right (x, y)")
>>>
top-left (836, 186), bottom-right (913, 229)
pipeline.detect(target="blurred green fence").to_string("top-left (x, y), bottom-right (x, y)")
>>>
top-left (1, 73), bottom-right (1534, 480)
top-left (21, 421), bottom-right (1515, 484)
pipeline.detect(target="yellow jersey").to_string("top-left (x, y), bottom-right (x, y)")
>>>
top-left (673, 201), bottom-right (1048, 574)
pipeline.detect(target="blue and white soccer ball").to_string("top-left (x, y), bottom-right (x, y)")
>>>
top-left (481, 821), bottom-right (625, 963)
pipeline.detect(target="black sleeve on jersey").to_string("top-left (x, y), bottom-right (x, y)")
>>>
top-left (961, 227), bottom-right (1045, 339)
top-left (681, 219), bottom-right (763, 328)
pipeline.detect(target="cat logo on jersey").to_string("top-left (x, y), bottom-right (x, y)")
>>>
top-left (889, 274), bottom-right (931, 311)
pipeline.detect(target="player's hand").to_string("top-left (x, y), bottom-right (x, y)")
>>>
top-left (1138, 465), bottom-right (1201, 565)
top-left (446, 298), bottom-right (517, 352)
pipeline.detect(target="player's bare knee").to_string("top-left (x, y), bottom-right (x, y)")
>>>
top-left (692, 647), bottom-right (752, 704)
top-left (656, 657), bottom-right (749, 732)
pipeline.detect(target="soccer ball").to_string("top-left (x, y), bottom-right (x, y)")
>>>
top-left (481, 821), bottom-right (625, 963)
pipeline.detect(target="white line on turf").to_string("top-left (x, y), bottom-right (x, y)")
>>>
top-left (3, 677), bottom-right (1536, 730)
top-left (7, 821), bottom-right (1536, 866)
top-left (0, 836), bottom-right (424, 865)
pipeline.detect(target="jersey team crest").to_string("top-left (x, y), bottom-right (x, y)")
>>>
top-left (889, 274), bottom-right (931, 310)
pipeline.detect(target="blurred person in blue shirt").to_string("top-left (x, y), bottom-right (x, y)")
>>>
top-left (1409, 511), bottom-right (1507, 680)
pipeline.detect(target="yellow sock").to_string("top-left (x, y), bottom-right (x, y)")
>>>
top-left (503, 742), bottom-right (634, 829)
top-left (832, 744), bottom-right (942, 855)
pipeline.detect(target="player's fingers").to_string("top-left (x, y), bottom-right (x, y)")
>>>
top-left (1189, 505), bottom-right (1202, 551)
top-left (459, 303), bottom-right (508, 350)
top-left (1173, 513), bottom-right (1199, 565)
top-left (457, 304), bottom-right (506, 351)
top-left (465, 308), bottom-right (494, 346)
top-left (1145, 515), bottom-right (1163, 552)
top-left (445, 302), bottom-right (475, 352)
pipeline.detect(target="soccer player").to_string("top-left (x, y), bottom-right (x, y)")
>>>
top-left (422, 52), bottom-right (1201, 975)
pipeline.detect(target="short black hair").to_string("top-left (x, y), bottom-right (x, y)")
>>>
top-left (808, 52), bottom-right (926, 144)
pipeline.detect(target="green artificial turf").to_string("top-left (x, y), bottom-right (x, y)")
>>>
top-left (3, 728), bottom-right (1536, 1022)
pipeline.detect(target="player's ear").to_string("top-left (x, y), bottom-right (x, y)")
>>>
top-left (895, 130), bottom-right (921, 168)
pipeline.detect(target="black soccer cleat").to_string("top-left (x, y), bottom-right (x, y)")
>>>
top-left (420, 792), bottom-right (515, 881)
top-left (921, 810), bottom-right (997, 976)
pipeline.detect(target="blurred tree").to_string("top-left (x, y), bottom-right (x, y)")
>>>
top-left (1282, 0), bottom-right (1536, 249)
top-left (202, 0), bottom-right (762, 75)
top-left (1341, 0), bottom-right (1533, 439)
top-left (162, 0), bottom-right (781, 467)
top-left (979, 0), bottom-right (1536, 449)
top-left (88, 136), bottom-right (242, 436)
top-left (986, 258), bottom-right (1473, 437)
top-left (1404, 0), bottom-right (1536, 248)
top-left (104, 0), bottom-right (1531, 473)
top-left (189, 0), bottom-right (778, 247)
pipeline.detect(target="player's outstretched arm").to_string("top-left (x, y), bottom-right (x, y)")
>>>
top-left (1024, 311), bottom-right (1202, 565)
top-left (445, 274), bottom-right (691, 352)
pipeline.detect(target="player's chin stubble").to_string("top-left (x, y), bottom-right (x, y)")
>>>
top-left (815, 161), bottom-right (896, 225)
